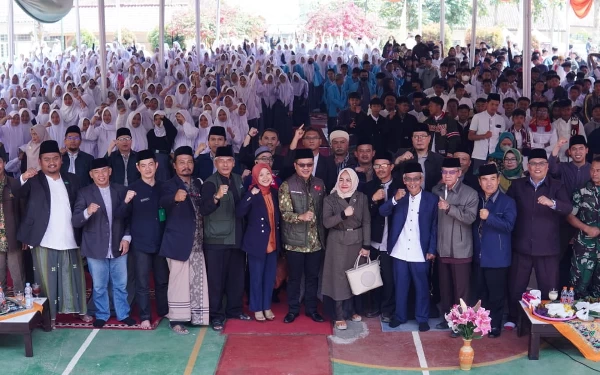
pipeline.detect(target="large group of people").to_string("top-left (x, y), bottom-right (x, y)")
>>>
top-left (0, 32), bottom-right (599, 338)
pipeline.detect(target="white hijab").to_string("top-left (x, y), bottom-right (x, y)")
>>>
top-left (126, 111), bottom-right (148, 152)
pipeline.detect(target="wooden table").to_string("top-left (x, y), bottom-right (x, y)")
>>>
top-left (517, 300), bottom-right (563, 360)
top-left (0, 298), bottom-right (51, 357)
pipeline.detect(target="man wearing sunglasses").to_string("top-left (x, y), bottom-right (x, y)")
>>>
top-left (279, 148), bottom-right (326, 324)
top-left (432, 158), bottom-right (478, 336)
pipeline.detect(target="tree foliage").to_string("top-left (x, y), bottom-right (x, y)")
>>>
top-left (72, 30), bottom-right (97, 49)
top-left (421, 23), bottom-right (453, 48)
top-left (147, 27), bottom-right (187, 50)
top-left (424, 0), bottom-right (472, 28)
top-left (116, 28), bottom-right (136, 46)
top-left (303, 0), bottom-right (379, 39)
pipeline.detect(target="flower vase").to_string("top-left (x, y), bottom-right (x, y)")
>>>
top-left (459, 339), bottom-right (474, 370)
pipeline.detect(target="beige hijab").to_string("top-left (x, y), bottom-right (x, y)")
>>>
top-left (331, 168), bottom-right (359, 199)
top-left (26, 124), bottom-right (51, 170)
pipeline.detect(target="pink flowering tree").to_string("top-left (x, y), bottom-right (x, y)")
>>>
top-left (304, 0), bottom-right (379, 40)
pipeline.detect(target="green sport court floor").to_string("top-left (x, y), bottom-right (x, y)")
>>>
top-left (2, 318), bottom-right (600, 375)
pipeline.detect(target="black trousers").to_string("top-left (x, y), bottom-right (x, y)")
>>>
top-left (134, 251), bottom-right (169, 321)
top-left (475, 264), bottom-right (508, 330)
top-left (204, 248), bottom-right (246, 321)
top-left (368, 251), bottom-right (395, 316)
top-left (286, 250), bottom-right (322, 315)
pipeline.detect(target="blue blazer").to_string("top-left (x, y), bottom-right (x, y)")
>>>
top-left (472, 191), bottom-right (517, 268)
top-left (379, 190), bottom-right (438, 256)
top-left (158, 176), bottom-right (203, 261)
top-left (326, 84), bottom-right (347, 117)
top-left (236, 189), bottom-right (281, 258)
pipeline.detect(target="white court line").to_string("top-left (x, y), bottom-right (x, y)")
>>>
top-left (412, 331), bottom-right (430, 375)
top-left (61, 329), bottom-right (100, 375)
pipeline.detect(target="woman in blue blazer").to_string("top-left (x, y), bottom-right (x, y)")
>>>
top-left (236, 163), bottom-right (281, 322)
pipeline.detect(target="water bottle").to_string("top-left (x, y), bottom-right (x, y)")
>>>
top-left (568, 287), bottom-right (575, 305)
top-left (0, 286), bottom-right (5, 309)
top-left (24, 283), bottom-right (33, 309)
top-left (560, 287), bottom-right (568, 304)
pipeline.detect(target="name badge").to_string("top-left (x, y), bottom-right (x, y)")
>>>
top-left (290, 190), bottom-right (304, 194)
top-left (140, 197), bottom-right (150, 202)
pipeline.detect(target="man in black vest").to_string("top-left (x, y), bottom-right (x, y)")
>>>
top-left (106, 128), bottom-right (140, 186)
top-left (199, 146), bottom-right (248, 331)
top-left (279, 148), bottom-right (326, 324)
top-left (61, 125), bottom-right (93, 187)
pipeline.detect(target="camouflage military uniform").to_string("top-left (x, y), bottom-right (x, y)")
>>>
top-left (571, 181), bottom-right (600, 297)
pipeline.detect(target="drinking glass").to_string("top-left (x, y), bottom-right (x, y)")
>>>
top-left (32, 283), bottom-right (41, 298)
top-left (15, 291), bottom-right (24, 303)
top-left (549, 288), bottom-right (558, 302)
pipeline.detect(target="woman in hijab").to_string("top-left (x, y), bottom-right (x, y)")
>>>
top-left (46, 109), bottom-right (68, 149)
top-left (59, 92), bottom-right (80, 127)
top-left (19, 108), bottom-right (35, 130)
top-left (164, 95), bottom-right (178, 123)
top-left (229, 103), bottom-right (249, 154)
top-left (175, 83), bottom-right (191, 109)
top-left (6, 124), bottom-right (50, 174)
top-left (126, 111), bottom-right (149, 152)
top-left (0, 110), bottom-right (29, 161)
top-left (147, 111), bottom-right (177, 181)
top-left (213, 106), bottom-right (241, 152)
top-left (291, 72), bottom-right (309, 128)
top-left (487, 132), bottom-right (516, 173)
top-left (260, 74), bottom-right (277, 130)
top-left (173, 110), bottom-right (199, 150)
top-left (273, 74), bottom-right (294, 145)
top-left (82, 107), bottom-right (117, 158)
top-left (194, 112), bottom-right (213, 155)
top-left (322, 168), bottom-right (370, 330)
top-left (499, 148), bottom-right (524, 193)
top-left (235, 163), bottom-right (281, 322)
top-left (77, 117), bottom-right (97, 157)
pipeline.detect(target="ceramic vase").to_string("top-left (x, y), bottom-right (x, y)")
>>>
top-left (459, 339), bottom-right (474, 370)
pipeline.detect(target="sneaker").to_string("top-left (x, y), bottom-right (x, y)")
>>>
top-left (504, 321), bottom-right (516, 331)
top-left (120, 317), bottom-right (136, 326)
top-left (93, 319), bottom-right (106, 328)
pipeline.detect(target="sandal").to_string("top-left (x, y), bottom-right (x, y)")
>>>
top-left (264, 310), bottom-right (275, 321)
top-left (80, 314), bottom-right (94, 323)
top-left (351, 314), bottom-right (362, 322)
top-left (335, 320), bottom-right (347, 330)
top-left (255, 312), bottom-right (266, 322)
top-left (170, 324), bottom-right (189, 335)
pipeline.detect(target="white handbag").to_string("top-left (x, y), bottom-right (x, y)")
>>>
top-left (345, 255), bottom-right (383, 296)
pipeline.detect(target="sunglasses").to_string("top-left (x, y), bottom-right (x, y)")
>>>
top-left (296, 163), bottom-right (314, 169)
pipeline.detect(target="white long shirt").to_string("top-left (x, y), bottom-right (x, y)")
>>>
top-left (40, 175), bottom-right (78, 250)
top-left (390, 191), bottom-right (425, 262)
top-left (470, 111), bottom-right (506, 161)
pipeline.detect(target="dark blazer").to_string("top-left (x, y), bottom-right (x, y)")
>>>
top-left (193, 153), bottom-right (215, 181)
top-left (61, 151), bottom-right (94, 187)
top-left (393, 148), bottom-right (444, 192)
top-left (284, 149), bottom-right (337, 192)
top-left (72, 183), bottom-right (129, 259)
top-left (507, 176), bottom-right (572, 257)
top-left (363, 177), bottom-right (405, 246)
top-left (18, 171), bottom-right (81, 247)
top-left (159, 175), bottom-right (203, 261)
top-left (2, 175), bottom-right (22, 252)
top-left (235, 189), bottom-right (281, 258)
top-left (472, 191), bottom-right (517, 268)
top-left (379, 189), bottom-right (438, 256)
top-left (106, 151), bottom-right (140, 186)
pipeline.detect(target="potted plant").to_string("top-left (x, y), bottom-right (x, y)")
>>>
top-left (444, 299), bottom-right (492, 370)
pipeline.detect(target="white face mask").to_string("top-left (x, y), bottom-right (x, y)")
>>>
top-left (501, 145), bottom-right (511, 152)
top-left (462, 75), bottom-right (470, 82)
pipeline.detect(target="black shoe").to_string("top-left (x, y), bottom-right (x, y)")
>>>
top-left (232, 313), bottom-right (251, 321)
top-left (211, 319), bottom-right (225, 331)
top-left (488, 328), bottom-right (501, 338)
top-left (283, 312), bottom-right (299, 323)
top-left (435, 321), bottom-right (450, 330)
top-left (380, 315), bottom-right (392, 323)
top-left (93, 319), bottom-right (106, 328)
top-left (419, 323), bottom-right (430, 332)
top-left (365, 310), bottom-right (381, 318)
top-left (307, 312), bottom-right (324, 322)
top-left (450, 331), bottom-right (459, 338)
top-left (120, 317), bottom-right (136, 326)
top-left (389, 318), bottom-right (404, 328)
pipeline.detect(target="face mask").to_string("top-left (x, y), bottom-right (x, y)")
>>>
top-left (10, 104), bottom-right (17, 110)
top-left (501, 145), bottom-right (511, 152)
top-left (462, 75), bottom-right (470, 82)
top-left (360, 77), bottom-right (368, 82)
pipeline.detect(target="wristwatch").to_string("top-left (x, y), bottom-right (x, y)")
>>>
top-left (213, 194), bottom-right (221, 201)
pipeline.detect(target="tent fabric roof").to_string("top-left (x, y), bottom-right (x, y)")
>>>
top-left (15, 0), bottom-right (74, 23)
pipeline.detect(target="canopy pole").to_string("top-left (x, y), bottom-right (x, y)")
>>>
top-left (565, 0), bottom-right (571, 56)
top-left (8, 0), bottom-right (15, 67)
top-left (216, 0), bottom-right (221, 45)
top-left (75, 0), bottom-right (81, 54)
top-left (470, 0), bottom-right (477, 67)
top-left (195, 0), bottom-right (201, 51)
top-left (159, 0), bottom-right (165, 69)
top-left (418, 0), bottom-right (423, 35)
top-left (116, 0), bottom-right (122, 45)
top-left (440, 0), bottom-right (445, 44)
top-left (98, 0), bottom-right (107, 101)
top-left (523, 0), bottom-right (532, 100)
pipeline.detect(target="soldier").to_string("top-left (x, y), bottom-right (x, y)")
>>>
top-left (566, 156), bottom-right (600, 297)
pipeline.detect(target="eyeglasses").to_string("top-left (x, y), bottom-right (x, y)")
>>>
top-left (412, 134), bottom-right (429, 140)
top-left (441, 169), bottom-right (459, 175)
top-left (66, 136), bottom-right (81, 141)
top-left (296, 163), bottom-right (314, 169)
top-left (504, 157), bottom-right (517, 162)
top-left (373, 163), bottom-right (391, 169)
top-left (404, 176), bottom-right (422, 182)
top-left (529, 161), bottom-right (548, 167)
top-left (117, 137), bottom-right (132, 142)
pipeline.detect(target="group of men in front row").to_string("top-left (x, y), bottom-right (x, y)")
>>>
top-left (1, 117), bottom-right (598, 337)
